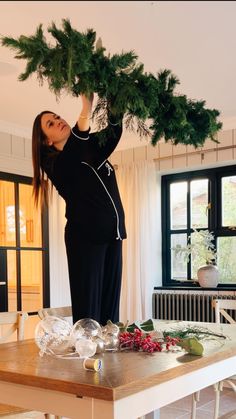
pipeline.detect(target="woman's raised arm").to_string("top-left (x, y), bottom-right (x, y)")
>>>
top-left (77, 93), bottom-right (94, 131)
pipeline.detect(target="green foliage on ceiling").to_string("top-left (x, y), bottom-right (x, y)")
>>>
top-left (1, 19), bottom-right (222, 147)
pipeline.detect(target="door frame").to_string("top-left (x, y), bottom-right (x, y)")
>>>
top-left (0, 171), bottom-right (50, 313)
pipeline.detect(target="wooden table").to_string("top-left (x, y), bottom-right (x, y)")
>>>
top-left (0, 321), bottom-right (235, 419)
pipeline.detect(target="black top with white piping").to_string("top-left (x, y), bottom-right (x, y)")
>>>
top-left (42, 120), bottom-right (126, 244)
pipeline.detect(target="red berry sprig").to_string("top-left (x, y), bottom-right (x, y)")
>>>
top-left (119, 328), bottom-right (179, 353)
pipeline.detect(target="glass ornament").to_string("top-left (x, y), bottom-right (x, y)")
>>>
top-left (35, 315), bottom-right (72, 356)
top-left (92, 336), bottom-right (105, 354)
top-left (72, 318), bottom-right (102, 339)
top-left (102, 321), bottom-right (120, 337)
top-left (103, 334), bottom-right (119, 351)
top-left (69, 324), bottom-right (85, 348)
top-left (75, 337), bottom-right (97, 358)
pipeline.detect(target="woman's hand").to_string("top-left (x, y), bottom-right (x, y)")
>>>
top-left (77, 93), bottom-right (94, 131)
top-left (81, 93), bottom-right (94, 115)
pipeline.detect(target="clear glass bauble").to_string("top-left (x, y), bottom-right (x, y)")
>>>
top-left (102, 321), bottom-right (120, 337)
top-left (35, 315), bottom-right (72, 356)
top-left (69, 324), bottom-right (85, 348)
top-left (72, 318), bottom-right (102, 339)
top-left (92, 336), bottom-right (105, 353)
top-left (103, 334), bottom-right (119, 351)
top-left (75, 337), bottom-right (97, 358)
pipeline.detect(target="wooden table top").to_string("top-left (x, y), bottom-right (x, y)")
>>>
top-left (0, 321), bottom-right (235, 402)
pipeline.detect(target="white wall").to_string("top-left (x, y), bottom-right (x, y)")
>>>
top-left (0, 130), bottom-right (71, 308)
top-left (111, 129), bottom-right (236, 171)
top-left (0, 131), bottom-right (32, 176)
top-left (0, 127), bottom-right (235, 308)
top-left (110, 129), bottom-right (236, 288)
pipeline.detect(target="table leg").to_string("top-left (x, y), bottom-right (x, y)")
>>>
top-left (138, 409), bottom-right (160, 419)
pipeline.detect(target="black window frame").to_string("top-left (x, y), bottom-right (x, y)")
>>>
top-left (161, 164), bottom-right (236, 289)
top-left (0, 171), bottom-right (50, 313)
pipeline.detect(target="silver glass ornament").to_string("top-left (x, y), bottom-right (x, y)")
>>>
top-left (93, 336), bottom-right (105, 354)
top-left (102, 321), bottom-right (120, 337)
top-left (35, 315), bottom-right (72, 356)
top-left (75, 337), bottom-right (97, 359)
top-left (72, 318), bottom-right (102, 339)
top-left (103, 334), bottom-right (119, 351)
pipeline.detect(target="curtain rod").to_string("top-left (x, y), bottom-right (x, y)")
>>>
top-left (154, 144), bottom-right (236, 161)
top-left (113, 144), bottom-right (236, 169)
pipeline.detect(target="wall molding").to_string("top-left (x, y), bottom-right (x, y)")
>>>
top-left (0, 119), bottom-right (31, 139)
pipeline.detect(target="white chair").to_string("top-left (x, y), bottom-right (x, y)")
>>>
top-left (38, 306), bottom-right (72, 323)
top-left (191, 299), bottom-right (236, 419)
top-left (0, 311), bottom-right (29, 416)
top-left (0, 311), bottom-right (28, 342)
top-left (38, 306), bottom-right (73, 419)
top-left (211, 299), bottom-right (236, 419)
top-left (0, 311), bottom-right (50, 417)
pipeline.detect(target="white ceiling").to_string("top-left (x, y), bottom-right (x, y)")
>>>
top-left (0, 0), bottom-right (236, 150)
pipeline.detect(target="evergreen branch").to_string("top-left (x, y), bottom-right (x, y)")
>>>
top-left (0, 19), bottom-right (223, 147)
top-left (125, 114), bottom-right (151, 139)
top-left (48, 21), bottom-right (71, 47)
top-left (162, 326), bottom-right (227, 340)
top-left (92, 97), bottom-right (109, 133)
top-left (110, 51), bottom-right (138, 72)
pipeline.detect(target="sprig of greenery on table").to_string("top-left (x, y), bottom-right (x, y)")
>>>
top-left (116, 319), bottom-right (226, 356)
top-left (162, 325), bottom-right (226, 341)
top-left (116, 319), bottom-right (154, 333)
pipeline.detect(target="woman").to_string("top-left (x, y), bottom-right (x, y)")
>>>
top-left (32, 94), bottom-right (126, 325)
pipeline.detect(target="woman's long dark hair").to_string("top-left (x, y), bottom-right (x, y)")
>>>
top-left (32, 111), bottom-right (55, 207)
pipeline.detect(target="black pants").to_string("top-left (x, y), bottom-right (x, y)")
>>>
top-left (65, 224), bottom-right (123, 325)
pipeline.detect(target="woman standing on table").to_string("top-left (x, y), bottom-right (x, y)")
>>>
top-left (32, 93), bottom-right (126, 325)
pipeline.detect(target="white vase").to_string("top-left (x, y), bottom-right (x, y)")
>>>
top-left (197, 264), bottom-right (219, 288)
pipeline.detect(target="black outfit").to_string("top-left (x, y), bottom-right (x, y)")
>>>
top-left (42, 120), bottom-right (126, 325)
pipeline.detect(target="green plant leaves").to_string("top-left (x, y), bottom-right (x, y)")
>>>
top-left (1, 19), bottom-right (222, 147)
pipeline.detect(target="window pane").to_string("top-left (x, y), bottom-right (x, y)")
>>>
top-left (190, 179), bottom-right (208, 229)
top-left (222, 176), bottom-right (236, 227)
top-left (190, 232), bottom-right (207, 280)
top-left (217, 237), bottom-right (236, 283)
top-left (170, 182), bottom-right (187, 230)
top-left (171, 234), bottom-right (187, 280)
top-left (19, 184), bottom-right (42, 247)
top-left (7, 250), bottom-right (17, 311)
top-left (21, 250), bottom-right (43, 312)
top-left (0, 180), bottom-right (16, 246)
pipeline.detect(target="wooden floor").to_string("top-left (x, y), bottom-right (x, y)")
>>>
top-left (0, 386), bottom-right (235, 418)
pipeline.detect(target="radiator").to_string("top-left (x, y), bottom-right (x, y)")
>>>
top-left (152, 293), bottom-right (236, 323)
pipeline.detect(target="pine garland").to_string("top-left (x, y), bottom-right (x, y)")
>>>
top-left (1, 19), bottom-right (222, 147)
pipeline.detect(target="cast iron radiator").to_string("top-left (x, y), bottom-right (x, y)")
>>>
top-left (152, 292), bottom-right (236, 323)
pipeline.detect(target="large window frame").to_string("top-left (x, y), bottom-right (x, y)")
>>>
top-left (161, 164), bottom-right (236, 289)
top-left (0, 171), bottom-right (50, 313)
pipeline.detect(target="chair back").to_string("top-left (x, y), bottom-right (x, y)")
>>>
top-left (212, 299), bottom-right (236, 324)
top-left (38, 306), bottom-right (72, 322)
top-left (0, 311), bottom-right (28, 343)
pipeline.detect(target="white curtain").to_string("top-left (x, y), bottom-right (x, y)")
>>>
top-left (116, 160), bottom-right (161, 324)
top-left (48, 160), bottom-right (162, 321)
top-left (48, 188), bottom-right (71, 308)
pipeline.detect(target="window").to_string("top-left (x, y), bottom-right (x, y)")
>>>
top-left (0, 172), bottom-right (50, 313)
top-left (162, 165), bottom-right (236, 287)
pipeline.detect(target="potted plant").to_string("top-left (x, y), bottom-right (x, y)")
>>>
top-left (172, 229), bottom-right (219, 287)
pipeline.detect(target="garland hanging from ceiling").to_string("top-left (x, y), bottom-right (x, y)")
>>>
top-left (1, 19), bottom-right (222, 147)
